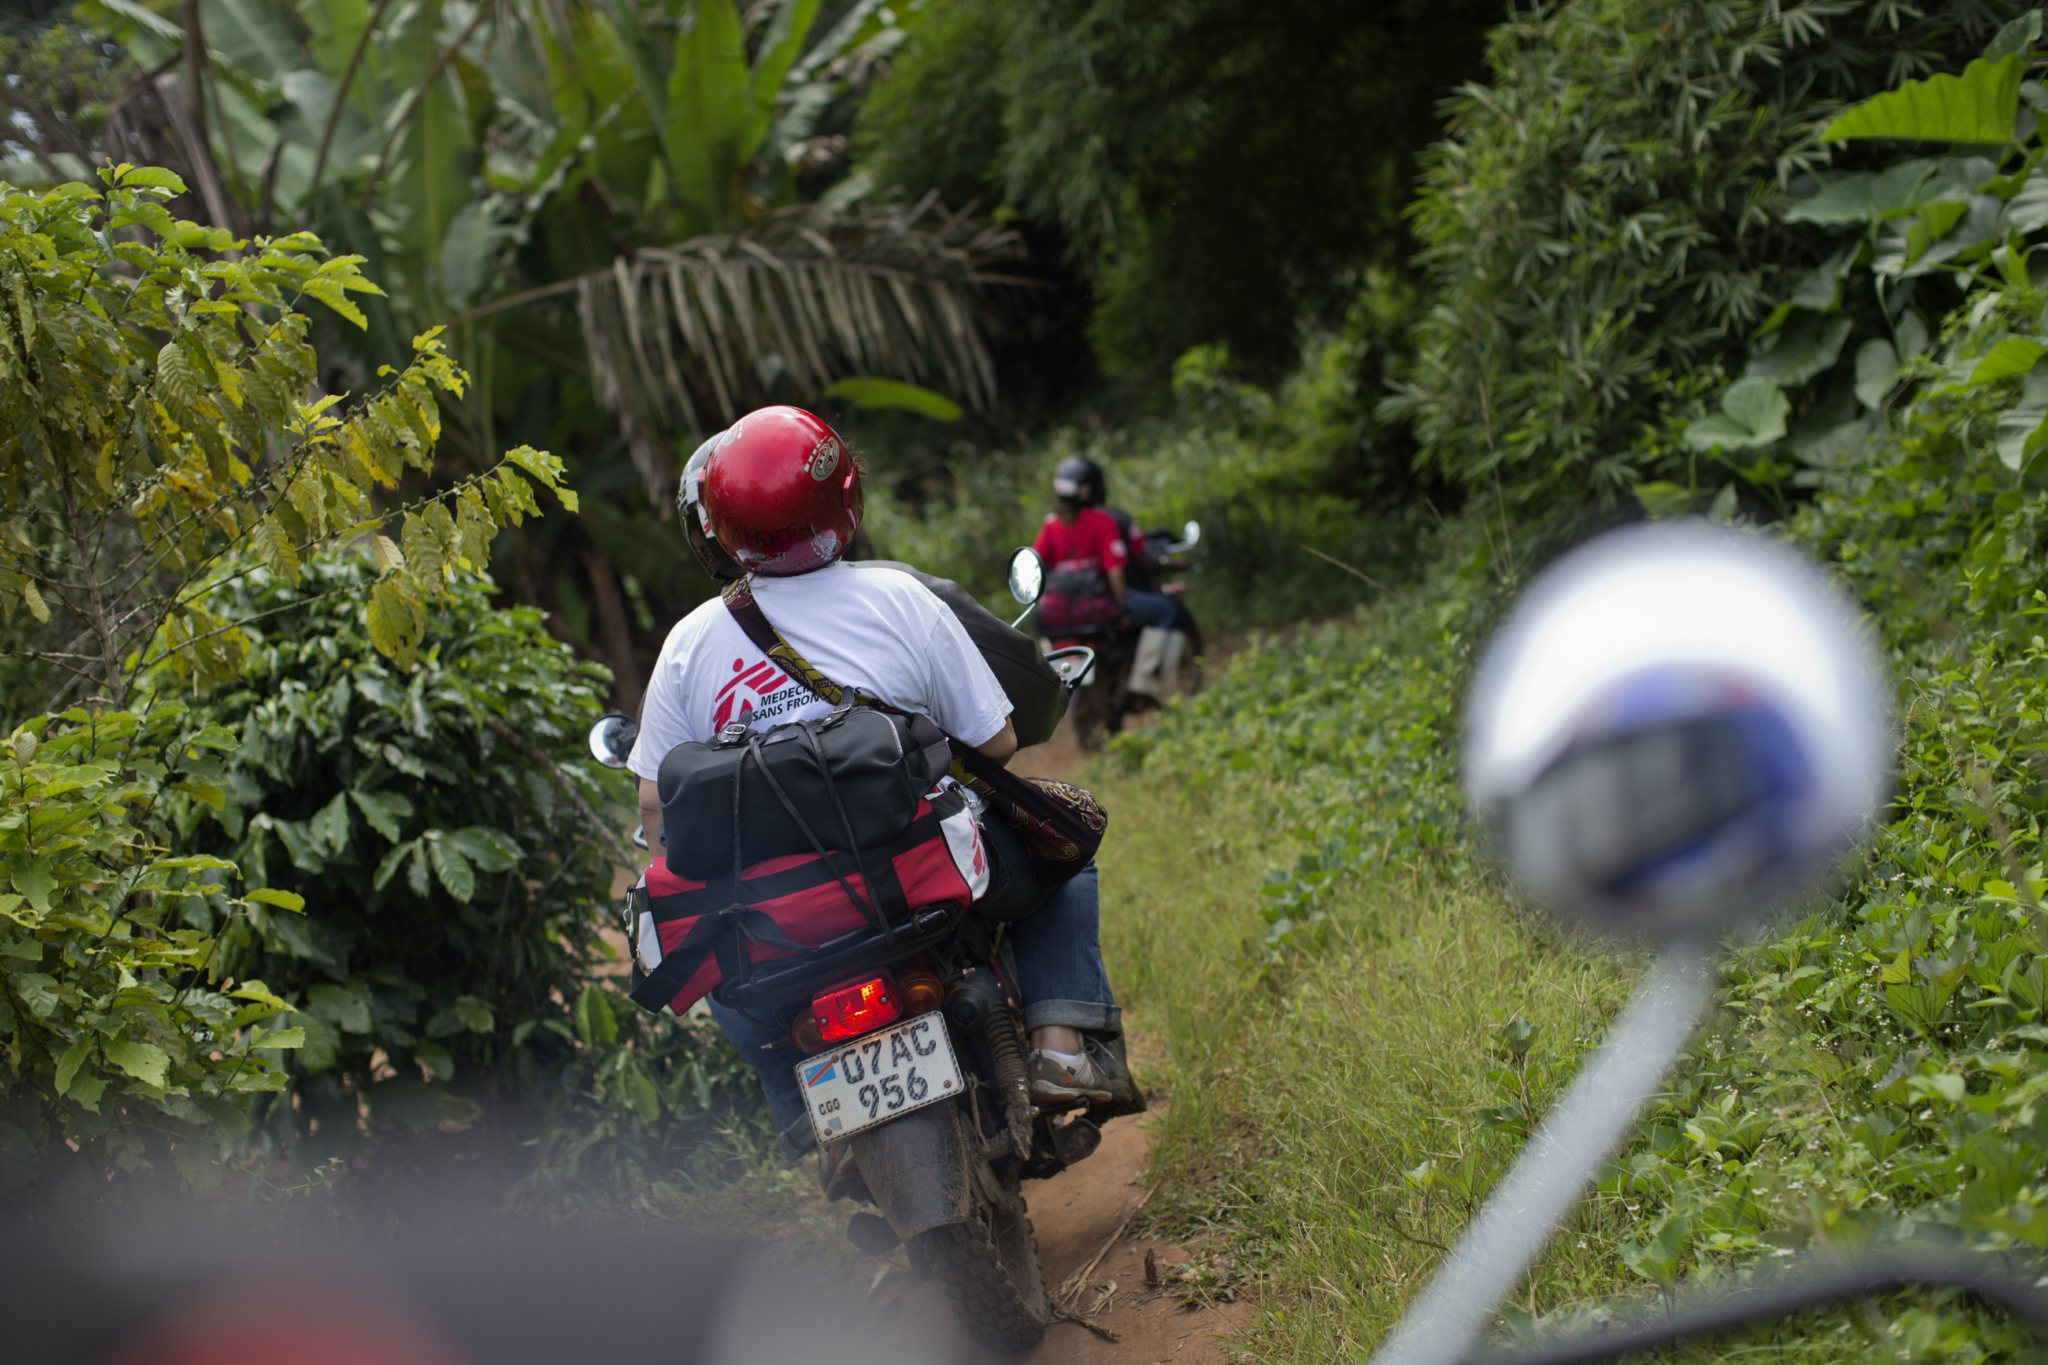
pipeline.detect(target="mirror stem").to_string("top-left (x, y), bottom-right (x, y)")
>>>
top-left (1367, 937), bottom-right (1717, 1365)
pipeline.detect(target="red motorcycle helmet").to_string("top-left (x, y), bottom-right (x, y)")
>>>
top-left (700, 406), bottom-right (862, 577)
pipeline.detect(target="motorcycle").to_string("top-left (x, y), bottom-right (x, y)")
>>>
top-left (586, 548), bottom-right (1100, 1354)
top-left (1031, 519), bottom-right (1202, 750)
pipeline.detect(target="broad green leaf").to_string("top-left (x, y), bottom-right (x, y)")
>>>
top-left (102, 1038), bottom-right (170, 1088)
top-left (664, 0), bottom-right (752, 230)
top-left (1897, 313), bottom-right (1932, 362)
top-left (13, 973), bottom-right (59, 1020)
top-left (373, 838), bottom-right (418, 892)
top-left (10, 859), bottom-right (55, 914)
top-left (1996, 363), bottom-right (2048, 469)
top-left (351, 788), bottom-right (413, 842)
top-left (1792, 418), bottom-right (1872, 471)
top-left (428, 837), bottom-right (475, 902)
top-left (54, 1040), bottom-right (92, 1096)
top-left (576, 983), bottom-right (617, 1048)
top-left (2007, 174), bottom-right (2048, 232)
top-left (1997, 401), bottom-right (2048, 469)
top-left (259, 1026), bottom-right (306, 1049)
top-left (306, 982), bottom-right (371, 1033)
top-left (621, 1059), bottom-right (661, 1123)
top-left (295, 1013), bottom-right (340, 1074)
top-left (88, 0), bottom-right (185, 46)
top-left (231, 979), bottom-right (291, 1010)
top-left (1855, 339), bottom-right (1902, 410)
top-left (1985, 10), bottom-right (2042, 62)
top-left (439, 201), bottom-right (513, 313)
top-left (447, 826), bottom-right (522, 873)
top-left (1632, 482), bottom-right (1696, 519)
top-left (246, 888), bottom-right (306, 912)
top-left (1968, 337), bottom-right (2048, 387)
top-left (1684, 377), bottom-right (1790, 453)
top-left (200, 0), bottom-right (302, 78)
top-left (1822, 56), bottom-right (2024, 146)
top-left (155, 854), bottom-right (237, 871)
top-left (823, 376), bottom-right (964, 420)
top-left (270, 819), bottom-right (327, 873)
top-left (1744, 315), bottom-right (1852, 388)
top-left (1706, 484), bottom-right (1739, 523)
top-left (1907, 199), bottom-right (1970, 262)
top-left (414, 1039), bottom-right (454, 1081)
top-left (310, 790), bottom-right (351, 855)
top-left (742, 0), bottom-right (824, 153)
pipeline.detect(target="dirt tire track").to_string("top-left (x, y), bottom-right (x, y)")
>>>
top-left (861, 1110), bottom-right (1250, 1363)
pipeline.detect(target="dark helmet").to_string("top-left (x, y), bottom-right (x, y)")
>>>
top-left (678, 432), bottom-right (743, 580)
top-left (1052, 455), bottom-right (1105, 507)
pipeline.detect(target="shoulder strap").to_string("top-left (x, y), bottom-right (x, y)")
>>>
top-left (721, 577), bottom-right (955, 783)
top-left (722, 579), bottom-right (887, 710)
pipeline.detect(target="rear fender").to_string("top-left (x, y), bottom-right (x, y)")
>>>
top-left (849, 1099), bottom-right (974, 1241)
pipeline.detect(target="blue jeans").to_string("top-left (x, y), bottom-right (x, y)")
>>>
top-left (709, 813), bottom-right (1119, 1160)
top-left (1125, 588), bottom-right (1193, 632)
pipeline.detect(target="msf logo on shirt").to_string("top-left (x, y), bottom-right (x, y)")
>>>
top-left (713, 656), bottom-right (791, 731)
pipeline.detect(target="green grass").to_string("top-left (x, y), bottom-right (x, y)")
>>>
top-left (1094, 763), bottom-right (1661, 1359)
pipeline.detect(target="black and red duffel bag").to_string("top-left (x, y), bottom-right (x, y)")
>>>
top-left (625, 710), bottom-right (989, 1017)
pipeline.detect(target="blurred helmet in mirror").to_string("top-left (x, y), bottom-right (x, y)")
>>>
top-left (588, 713), bottom-right (639, 770)
top-left (1465, 522), bottom-right (1888, 939)
top-left (1007, 547), bottom-right (1045, 607)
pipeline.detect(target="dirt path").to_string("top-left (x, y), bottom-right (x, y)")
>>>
top-left (861, 1107), bottom-right (1251, 1363)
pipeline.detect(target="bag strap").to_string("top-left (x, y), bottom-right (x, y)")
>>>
top-left (629, 903), bottom-right (811, 1013)
top-left (742, 728), bottom-right (889, 939)
top-left (721, 577), bottom-right (952, 781)
top-left (723, 579), bottom-right (886, 710)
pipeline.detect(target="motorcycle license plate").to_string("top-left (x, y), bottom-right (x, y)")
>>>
top-left (796, 1014), bottom-right (962, 1145)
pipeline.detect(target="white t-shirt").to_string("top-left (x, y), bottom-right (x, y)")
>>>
top-left (625, 562), bottom-right (1014, 781)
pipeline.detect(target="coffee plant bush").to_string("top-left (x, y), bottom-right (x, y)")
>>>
top-left (168, 557), bottom-right (766, 1186)
top-left (0, 703), bottom-right (307, 1200)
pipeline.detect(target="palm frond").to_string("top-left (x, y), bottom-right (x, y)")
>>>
top-left (577, 194), bottom-right (1024, 507)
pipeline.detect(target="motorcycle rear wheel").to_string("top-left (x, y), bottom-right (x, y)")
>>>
top-left (919, 1182), bottom-right (1050, 1352)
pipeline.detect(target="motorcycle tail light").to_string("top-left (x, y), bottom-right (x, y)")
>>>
top-left (789, 1012), bottom-right (827, 1055)
top-left (899, 972), bottom-right (944, 1014)
top-left (814, 974), bottom-right (900, 1043)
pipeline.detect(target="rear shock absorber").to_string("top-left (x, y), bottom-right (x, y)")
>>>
top-left (946, 970), bottom-right (1035, 1159)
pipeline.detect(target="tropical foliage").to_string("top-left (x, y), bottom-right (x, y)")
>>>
top-left (0, 172), bottom-right (605, 1195)
top-left (0, 165), bottom-right (575, 707)
top-left (0, 701), bottom-right (307, 1199)
top-left (856, 0), bottom-right (1502, 378)
top-left (1106, 13), bottom-right (2048, 1354)
top-left (1389, 0), bottom-right (2021, 522)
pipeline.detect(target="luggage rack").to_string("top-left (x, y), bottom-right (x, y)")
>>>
top-left (712, 901), bottom-right (967, 1011)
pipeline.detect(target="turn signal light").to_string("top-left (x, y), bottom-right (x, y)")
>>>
top-left (790, 1012), bottom-right (827, 1055)
top-left (814, 975), bottom-right (901, 1044)
top-left (899, 972), bottom-right (945, 1014)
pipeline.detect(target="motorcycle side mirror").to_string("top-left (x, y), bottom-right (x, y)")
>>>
top-left (1181, 520), bottom-right (1201, 549)
top-left (1370, 524), bottom-right (1894, 1365)
top-left (1465, 521), bottom-right (1889, 942)
top-left (587, 713), bottom-right (639, 770)
top-left (1005, 547), bottom-right (1045, 608)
